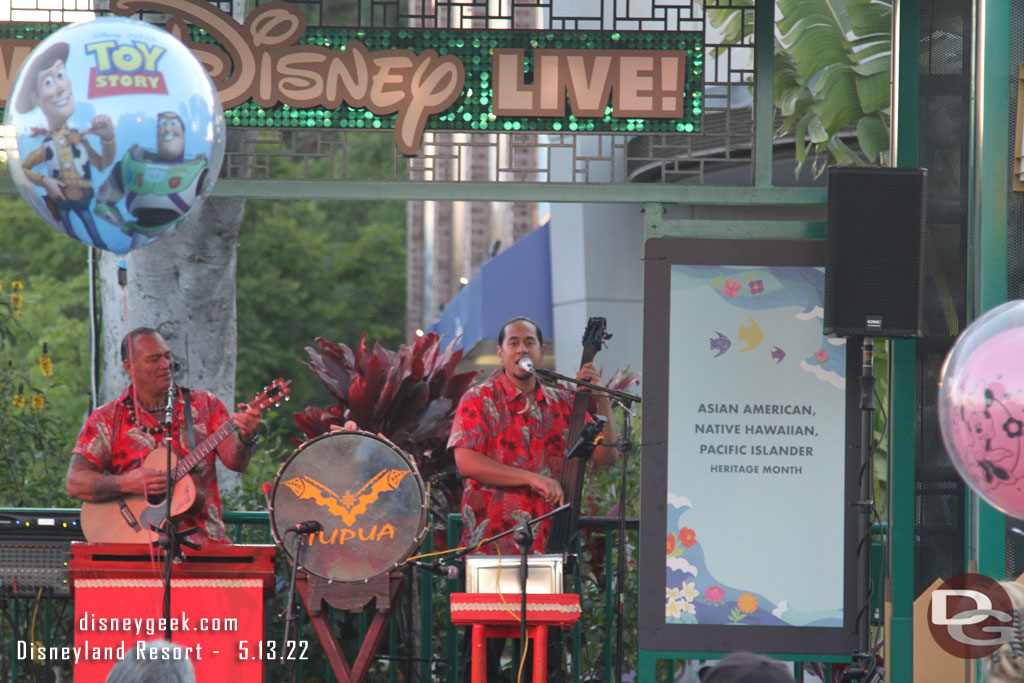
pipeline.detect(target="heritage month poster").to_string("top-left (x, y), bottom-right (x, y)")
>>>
top-left (664, 265), bottom-right (846, 628)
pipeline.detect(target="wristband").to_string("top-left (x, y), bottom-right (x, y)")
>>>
top-left (231, 421), bottom-right (259, 447)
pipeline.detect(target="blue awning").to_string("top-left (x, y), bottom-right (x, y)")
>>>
top-left (428, 220), bottom-right (552, 356)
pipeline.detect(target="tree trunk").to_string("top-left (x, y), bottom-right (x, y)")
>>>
top-left (98, 175), bottom-right (246, 492)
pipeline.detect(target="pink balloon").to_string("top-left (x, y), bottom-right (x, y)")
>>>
top-left (940, 313), bottom-right (1024, 518)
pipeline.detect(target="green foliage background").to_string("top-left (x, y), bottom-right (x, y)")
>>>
top-left (0, 193), bottom-right (92, 507)
top-left (0, 131), bottom-right (408, 511)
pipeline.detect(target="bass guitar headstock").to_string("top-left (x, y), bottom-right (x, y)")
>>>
top-left (581, 316), bottom-right (611, 353)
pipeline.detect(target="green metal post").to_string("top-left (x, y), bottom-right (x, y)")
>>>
top-left (604, 531), bottom-right (615, 681)
top-left (446, 513), bottom-right (463, 683)
top-left (972, 0), bottom-right (1012, 583)
top-left (888, 0), bottom-right (921, 679)
top-left (753, 0), bottom-right (775, 188)
top-left (419, 527), bottom-right (435, 683)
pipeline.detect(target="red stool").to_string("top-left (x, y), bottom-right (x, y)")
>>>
top-left (450, 593), bottom-right (582, 683)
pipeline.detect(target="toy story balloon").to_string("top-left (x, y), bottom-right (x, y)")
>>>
top-left (3, 16), bottom-right (225, 253)
top-left (939, 300), bottom-right (1024, 518)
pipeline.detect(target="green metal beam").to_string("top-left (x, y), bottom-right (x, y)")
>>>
top-left (0, 175), bottom-right (826, 206)
top-left (644, 217), bottom-right (826, 240)
top-left (208, 179), bottom-right (827, 205)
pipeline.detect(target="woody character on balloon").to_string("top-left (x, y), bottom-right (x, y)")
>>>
top-left (16, 41), bottom-right (116, 250)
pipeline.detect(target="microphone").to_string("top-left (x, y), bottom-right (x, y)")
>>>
top-left (286, 520), bottom-right (322, 535)
top-left (164, 377), bottom-right (176, 427)
top-left (169, 360), bottom-right (183, 375)
top-left (518, 357), bottom-right (554, 378)
top-left (412, 560), bottom-right (459, 579)
top-left (262, 482), bottom-right (273, 512)
top-left (513, 520), bottom-right (535, 549)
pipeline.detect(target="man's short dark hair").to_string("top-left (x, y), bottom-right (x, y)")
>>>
top-left (120, 327), bottom-right (160, 363)
top-left (498, 317), bottom-right (543, 346)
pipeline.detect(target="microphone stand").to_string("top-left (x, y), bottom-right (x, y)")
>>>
top-left (450, 504), bottom-right (571, 563)
top-left (610, 397), bottom-right (638, 683)
top-left (529, 366), bottom-right (641, 406)
top-left (282, 525), bottom-right (319, 682)
top-left (513, 522), bottom-right (534, 669)
top-left (527, 363), bottom-right (642, 683)
top-left (157, 375), bottom-right (199, 642)
top-left (449, 506), bottom-right (569, 682)
top-left (160, 379), bottom-right (177, 642)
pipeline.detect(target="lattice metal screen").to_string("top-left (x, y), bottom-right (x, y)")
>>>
top-left (7, 0), bottom-right (758, 187)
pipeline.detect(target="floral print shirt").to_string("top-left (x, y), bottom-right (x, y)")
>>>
top-left (72, 384), bottom-right (231, 544)
top-left (447, 371), bottom-right (579, 555)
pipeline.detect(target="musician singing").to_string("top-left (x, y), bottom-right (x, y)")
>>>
top-left (65, 327), bottom-right (261, 544)
top-left (448, 317), bottom-right (617, 555)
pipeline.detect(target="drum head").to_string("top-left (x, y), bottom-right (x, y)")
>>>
top-left (270, 431), bottom-right (427, 583)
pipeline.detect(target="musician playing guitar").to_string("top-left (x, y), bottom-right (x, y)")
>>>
top-left (66, 327), bottom-right (262, 545)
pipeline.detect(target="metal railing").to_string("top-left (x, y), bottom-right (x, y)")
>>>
top-left (0, 508), bottom-right (639, 682)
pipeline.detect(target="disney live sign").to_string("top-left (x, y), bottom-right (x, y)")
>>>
top-left (0, 0), bottom-right (703, 155)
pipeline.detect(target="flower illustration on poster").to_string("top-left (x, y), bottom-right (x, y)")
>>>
top-left (665, 493), bottom-right (791, 626)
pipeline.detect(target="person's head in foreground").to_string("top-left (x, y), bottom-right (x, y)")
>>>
top-left (105, 639), bottom-right (195, 683)
top-left (986, 581), bottom-right (1024, 683)
top-left (700, 651), bottom-right (796, 683)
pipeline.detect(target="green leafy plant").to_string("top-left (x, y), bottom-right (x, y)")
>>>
top-left (705, 0), bottom-right (892, 178)
top-left (0, 278), bottom-right (81, 507)
top-left (295, 332), bottom-right (478, 537)
top-left (575, 366), bottom-right (642, 680)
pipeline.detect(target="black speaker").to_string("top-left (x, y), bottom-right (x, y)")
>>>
top-left (824, 166), bottom-right (927, 337)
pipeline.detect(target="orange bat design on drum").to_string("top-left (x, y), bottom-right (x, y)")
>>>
top-left (281, 469), bottom-right (410, 527)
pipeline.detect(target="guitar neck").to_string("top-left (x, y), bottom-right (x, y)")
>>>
top-left (546, 338), bottom-right (602, 554)
top-left (170, 420), bottom-right (237, 482)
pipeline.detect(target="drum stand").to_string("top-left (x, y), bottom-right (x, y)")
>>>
top-left (296, 570), bottom-right (407, 683)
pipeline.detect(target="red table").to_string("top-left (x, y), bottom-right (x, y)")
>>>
top-left (449, 593), bottom-right (582, 683)
top-left (69, 543), bottom-right (275, 683)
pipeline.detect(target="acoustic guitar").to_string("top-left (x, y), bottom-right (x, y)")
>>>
top-left (80, 379), bottom-right (291, 543)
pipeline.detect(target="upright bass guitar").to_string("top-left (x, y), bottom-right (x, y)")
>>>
top-left (80, 379), bottom-right (291, 543)
top-left (545, 317), bottom-right (611, 555)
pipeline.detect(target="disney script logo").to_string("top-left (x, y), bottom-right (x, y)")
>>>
top-left (111, 0), bottom-right (465, 155)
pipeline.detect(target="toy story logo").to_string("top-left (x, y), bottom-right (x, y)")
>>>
top-left (85, 39), bottom-right (168, 98)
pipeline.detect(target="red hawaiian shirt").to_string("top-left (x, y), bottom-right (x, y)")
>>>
top-left (72, 384), bottom-right (232, 544)
top-left (447, 371), bottom-right (580, 555)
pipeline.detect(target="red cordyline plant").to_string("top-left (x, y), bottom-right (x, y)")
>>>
top-left (295, 333), bottom-right (478, 537)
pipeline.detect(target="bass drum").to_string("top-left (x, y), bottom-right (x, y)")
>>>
top-left (270, 430), bottom-right (428, 583)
